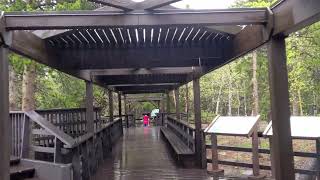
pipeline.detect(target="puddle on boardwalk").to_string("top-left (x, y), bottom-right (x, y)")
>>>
top-left (92, 127), bottom-right (213, 180)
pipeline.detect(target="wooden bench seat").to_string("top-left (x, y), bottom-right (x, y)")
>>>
top-left (160, 127), bottom-right (195, 167)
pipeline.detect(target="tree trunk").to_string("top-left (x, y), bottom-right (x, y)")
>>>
top-left (298, 89), bottom-right (303, 115)
top-left (185, 84), bottom-right (189, 122)
top-left (22, 63), bottom-right (36, 111)
top-left (243, 82), bottom-right (247, 116)
top-left (252, 51), bottom-right (259, 116)
top-left (9, 64), bottom-right (18, 110)
top-left (292, 92), bottom-right (299, 116)
top-left (228, 67), bottom-right (232, 116)
top-left (215, 81), bottom-right (223, 115)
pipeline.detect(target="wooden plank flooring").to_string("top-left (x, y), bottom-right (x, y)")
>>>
top-left (92, 127), bottom-right (211, 180)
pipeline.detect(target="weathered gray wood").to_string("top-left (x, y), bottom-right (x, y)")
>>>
top-left (272, 0), bottom-right (320, 36)
top-left (5, 9), bottom-right (268, 30)
top-left (193, 78), bottom-right (205, 168)
top-left (252, 128), bottom-right (260, 176)
top-left (0, 45), bottom-right (10, 180)
top-left (108, 90), bottom-right (113, 122)
top-left (89, 67), bottom-right (202, 76)
top-left (54, 137), bottom-right (63, 163)
top-left (31, 146), bottom-right (55, 153)
top-left (211, 134), bottom-right (219, 170)
top-left (267, 36), bottom-right (295, 180)
top-left (21, 115), bottom-right (30, 158)
top-left (25, 111), bottom-right (75, 147)
top-left (86, 81), bottom-right (94, 133)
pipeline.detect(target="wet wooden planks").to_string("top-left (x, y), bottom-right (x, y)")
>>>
top-left (92, 127), bottom-right (210, 180)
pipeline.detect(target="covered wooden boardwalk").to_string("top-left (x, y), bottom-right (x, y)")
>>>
top-left (93, 127), bottom-right (210, 180)
top-left (1, 0), bottom-right (320, 179)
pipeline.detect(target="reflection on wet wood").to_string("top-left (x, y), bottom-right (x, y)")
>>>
top-left (92, 127), bottom-right (211, 180)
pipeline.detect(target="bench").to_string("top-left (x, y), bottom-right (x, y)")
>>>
top-left (160, 127), bottom-right (195, 167)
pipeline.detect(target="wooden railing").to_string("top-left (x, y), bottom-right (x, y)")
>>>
top-left (205, 134), bottom-right (320, 176)
top-left (9, 110), bottom-right (123, 180)
top-left (36, 107), bottom-right (102, 138)
top-left (10, 111), bottom-right (29, 157)
top-left (166, 116), bottom-right (195, 151)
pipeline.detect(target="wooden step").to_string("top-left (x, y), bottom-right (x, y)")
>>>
top-left (10, 156), bottom-right (20, 166)
top-left (10, 165), bottom-right (35, 180)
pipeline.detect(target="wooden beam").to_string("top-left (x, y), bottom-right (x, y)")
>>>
top-left (88, 67), bottom-right (202, 76)
top-left (56, 46), bottom-right (226, 69)
top-left (0, 45), bottom-right (9, 180)
top-left (267, 36), bottom-right (294, 180)
top-left (123, 89), bottom-right (166, 94)
top-left (111, 83), bottom-right (179, 87)
top-left (4, 8), bottom-right (268, 30)
top-left (115, 85), bottom-right (176, 91)
top-left (97, 74), bottom-right (188, 85)
top-left (272, 0), bottom-right (320, 36)
top-left (85, 81), bottom-right (94, 133)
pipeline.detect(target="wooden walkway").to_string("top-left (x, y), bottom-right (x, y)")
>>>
top-left (92, 126), bottom-right (211, 180)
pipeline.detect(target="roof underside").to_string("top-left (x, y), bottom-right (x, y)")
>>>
top-left (2, 0), bottom-right (319, 94)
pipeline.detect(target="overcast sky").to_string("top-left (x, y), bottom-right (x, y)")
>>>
top-left (132, 0), bottom-right (237, 9)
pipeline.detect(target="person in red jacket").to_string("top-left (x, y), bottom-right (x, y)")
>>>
top-left (143, 114), bottom-right (149, 127)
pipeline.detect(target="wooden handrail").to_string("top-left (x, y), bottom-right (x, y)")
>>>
top-left (25, 111), bottom-right (76, 147)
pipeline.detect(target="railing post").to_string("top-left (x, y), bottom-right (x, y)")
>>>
top-left (193, 78), bottom-right (206, 168)
top-left (118, 92), bottom-right (122, 118)
top-left (21, 115), bottom-right (30, 158)
top-left (54, 137), bottom-right (63, 163)
top-left (267, 36), bottom-right (294, 180)
top-left (0, 45), bottom-right (10, 180)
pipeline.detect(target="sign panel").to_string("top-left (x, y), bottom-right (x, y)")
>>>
top-left (204, 115), bottom-right (260, 137)
top-left (263, 116), bottom-right (320, 139)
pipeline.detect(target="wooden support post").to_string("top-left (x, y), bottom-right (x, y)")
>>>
top-left (166, 92), bottom-right (170, 114)
top-left (269, 137), bottom-right (276, 178)
top-left (210, 134), bottom-right (224, 177)
top-left (85, 81), bottom-right (94, 133)
top-left (161, 94), bottom-right (165, 126)
top-left (193, 78), bottom-right (206, 168)
top-left (54, 137), bottom-right (63, 163)
top-left (267, 36), bottom-right (294, 180)
top-left (0, 46), bottom-right (9, 180)
top-left (250, 127), bottom-right (265, 179)
top-left (118, 93), bottom-right (122, 118)
top-left (174, 88), bottom-right (180, 120)
top-left (316, 139), bottom-right (320, 179)
top-left (108, 90), bottom-right (113, 122)
top-left (124, 95), bottom-right (129, 128)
